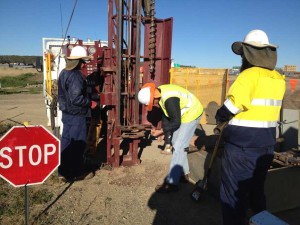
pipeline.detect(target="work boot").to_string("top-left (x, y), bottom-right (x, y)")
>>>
top-left (155, 182), bottom-right (178, 193)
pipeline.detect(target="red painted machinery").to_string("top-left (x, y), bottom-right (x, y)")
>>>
top-left (45, 0), bottom-right (173, 168)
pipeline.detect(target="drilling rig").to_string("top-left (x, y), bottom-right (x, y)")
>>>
top-left (42, 0), bottom-right (173, 169)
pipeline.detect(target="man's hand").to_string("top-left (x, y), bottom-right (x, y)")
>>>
top-left (151, 129), bottom-right (164, 137)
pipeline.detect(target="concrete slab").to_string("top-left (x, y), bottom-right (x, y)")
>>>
top-left (188, 149), bottom-right (300, 213)
top-left (281, 109), bottom-right (299, 151)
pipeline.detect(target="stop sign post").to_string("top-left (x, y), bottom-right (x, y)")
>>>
top-left (0, 125), bottom-right (60, 187)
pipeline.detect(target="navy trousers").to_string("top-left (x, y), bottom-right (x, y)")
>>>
top-left (220, 142), bottom-right (274, 225)
top-left (58, 114), bottom-right (87, 179)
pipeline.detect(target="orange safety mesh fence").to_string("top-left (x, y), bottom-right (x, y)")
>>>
top-left (170, 67), bottom-right (229, 124)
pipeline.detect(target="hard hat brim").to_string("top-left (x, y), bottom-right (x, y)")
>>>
top-left (232, 41), bottom-right (278, 55)
top-left (146, 85), bottom-right (155, 111)
top-left (232, 42), bottom-right (243, 55)
top-left (140, 83), bottom-right (156, 111)
top-left (67, 55), bottom-right (92, 60)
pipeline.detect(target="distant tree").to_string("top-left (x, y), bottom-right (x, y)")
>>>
top-left (0, 55), bottom-right (41, 66)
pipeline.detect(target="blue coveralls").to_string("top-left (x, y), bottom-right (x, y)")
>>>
top-left (220, 140), bottom-right (274, 225)
top-left (59, 114), bottom-right (87, 178)
top-left (57, 68), bottom-right (91, 179)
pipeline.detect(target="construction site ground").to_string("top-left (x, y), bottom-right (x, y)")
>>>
top-left (1, 74), bottom-right (300, 224)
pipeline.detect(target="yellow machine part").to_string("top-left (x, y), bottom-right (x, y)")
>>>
top-left (45, 52), bottom-right (52, 98)
top-left (170, 67), bottom-right (229, 124)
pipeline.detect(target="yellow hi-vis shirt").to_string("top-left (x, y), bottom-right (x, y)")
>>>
top-left (158, 84), bottom-right (203, 123)
top-left (225, 67), bottom-right (286, 128)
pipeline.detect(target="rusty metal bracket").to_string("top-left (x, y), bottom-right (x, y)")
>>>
top-left (273, 151), bottom-right (300, 167)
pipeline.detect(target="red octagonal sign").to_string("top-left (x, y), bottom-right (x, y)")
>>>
top-left (0, 125), bottom-right (60, 187)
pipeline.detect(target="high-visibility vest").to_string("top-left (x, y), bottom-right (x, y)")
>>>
top-left (225, 67), bottom-right (285, 127)
top-left (158, 84), bottom-right (203, 123)
top-left (224, 67), bottom-right (286, 147)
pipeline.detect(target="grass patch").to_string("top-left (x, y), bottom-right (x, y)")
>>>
top-left (0, 180), bottom-right (24, 217)
top-left (0, 72), bottom-right (43, 95)
top-left (0, 73), bottom-right (43, 88)
top-left (31, 188), bottom-right (54, 204)
top-left (0, 122), bottom-right (17, 136)
top-left (0, 86), bottom-right (43, 95)
top-left (0, 179), bottom-right (53, 218)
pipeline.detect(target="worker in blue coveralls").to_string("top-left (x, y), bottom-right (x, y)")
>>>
top-left (58, 46), bottom-right (97, 181)
top-left (138, 82), bottom-right (203, 193)
top-left (215, 30), bottom-right (286, 225)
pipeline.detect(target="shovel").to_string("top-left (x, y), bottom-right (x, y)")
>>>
top-left (191, 121), bottom-right (228, 201)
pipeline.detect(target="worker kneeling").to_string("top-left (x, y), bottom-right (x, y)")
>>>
top-left (138, 83), bottom-right (203, 193)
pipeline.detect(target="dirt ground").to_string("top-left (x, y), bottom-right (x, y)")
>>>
top-left (0, 92), bottom-right (223, 225)
top-left (1, 73), bottom-right (300, 224)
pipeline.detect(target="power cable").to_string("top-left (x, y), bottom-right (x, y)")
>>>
top-left (56, 0), bottom-right (78, 72)
top-left (63, 0), bottom-right (78, 42)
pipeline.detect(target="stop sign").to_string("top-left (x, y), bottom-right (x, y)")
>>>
top-left (0, 125), bottom-right (60, 187)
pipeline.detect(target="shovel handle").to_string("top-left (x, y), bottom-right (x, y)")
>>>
top-left (213, 121), bottom-right (228, 135)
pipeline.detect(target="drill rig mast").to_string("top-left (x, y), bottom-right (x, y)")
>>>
top-left (99, 0), bottom-right (173, 167)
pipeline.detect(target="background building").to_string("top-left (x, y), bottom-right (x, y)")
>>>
top-left (284, 65), bottom-right (297, 72)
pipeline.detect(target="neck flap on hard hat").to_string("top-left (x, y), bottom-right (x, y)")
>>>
top-left (242, 44), bottom-right (277, 70)
top-left (65, 59), bottom-right (80, 71)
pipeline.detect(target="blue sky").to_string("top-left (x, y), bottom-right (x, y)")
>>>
top-left (0, 0), bottom-right (299, 69)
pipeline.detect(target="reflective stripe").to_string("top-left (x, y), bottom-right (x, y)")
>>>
top-left (224, 99), bottom-right (241, 114)
top-left (229, 118), bottom-right (278, 128)
top-left (181, 107), bottom-right (189, 116)
top-left (251, 98), bottom-right (282, 106)
top-left (161, 91), bottom-right (193, 116)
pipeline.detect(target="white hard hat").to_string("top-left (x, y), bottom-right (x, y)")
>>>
top-left (232, 29), bottom-right (278, 55)
top-left (67, 46), bottom-right (91, 60)
top-left (138, 87), bottom-right (151, 105)
top-left (138, 82), bottom-right (156, 111)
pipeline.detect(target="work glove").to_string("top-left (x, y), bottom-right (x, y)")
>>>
top-left (215, 105), bottom-right (234, 123)
top-left (91, 101), bottom-right (98, 109)
top-left (86, 74), bottom-right (97, 87)
top-left (91, 93), bottom-right (100, 101)
top-left (86, 71), bottom-right (100, 86)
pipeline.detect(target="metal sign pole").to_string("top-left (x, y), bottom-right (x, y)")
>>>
top-left (25, 183), bottom-right (29, 225)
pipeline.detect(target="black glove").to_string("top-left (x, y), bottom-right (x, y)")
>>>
top-left (91, 93), bottom-right (100, 101)
top-left (86, 79), bottom-right (96, 87)
top-left (86, 72), bottom-right (100, 86)
top-left (215, 105), bottom-right (234, 123)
